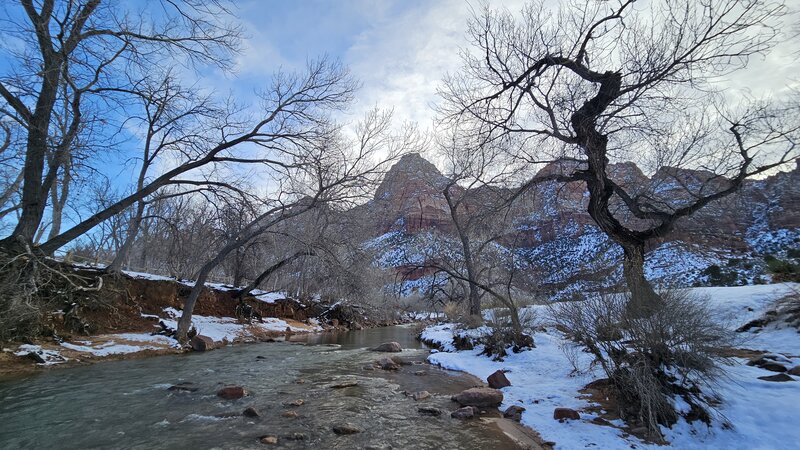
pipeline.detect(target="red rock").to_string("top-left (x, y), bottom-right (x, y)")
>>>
top-left (372, 342), bottom-right (402, 352)
top-left (332, 423), bottom-right (361, 435)
top-left (377, 357), bottom-right (400, 370)
top-left (417, 406), bottom-right (442, 416)
top-left (451, 387), bottom-right (503, 408)
top-left (553, 407), bottom-right (580, 421)
top-left (503, 405), bottom-right (526, 421)
top-left (190, 335), bottom-right (215, 352)
top-left (487, 370), bottom-right (511, 389)
top-left (451, 406), bottom-right (479, 419)
top-left (259, 435), bottom-right (278, 445)
top-left (216, 386), bottom-right (246, 399)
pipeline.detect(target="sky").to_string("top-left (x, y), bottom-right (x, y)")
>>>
top-left (205, 0), bottom-right (798, 131)
top-left (201, 0), bottom-right (523, 128)
top-left (0, 0), bottom-right (798, 243)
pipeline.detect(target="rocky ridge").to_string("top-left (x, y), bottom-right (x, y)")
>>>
top-left (358, 154), bottom-right (799, 298)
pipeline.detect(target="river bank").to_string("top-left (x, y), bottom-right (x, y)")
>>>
top-left (1, 267), bottom-right (416, 378)
top-left (420, 284), bottom-right (800, 449)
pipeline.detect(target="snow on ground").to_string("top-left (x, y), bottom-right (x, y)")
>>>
top-left (423, 283), bottom-right (800, 450)
top-left (160, 307), bottom-right (319, 343)
top-left (123, 270), bottom-right (292, 305)
top-left (13, 344), bottom-right (69, 365)
top-left (121, 270), bottom-right (176, 282)
top-left (60, 333), bottom-right (180, 356)
top-left (250, 289), bottom-right (288, 303)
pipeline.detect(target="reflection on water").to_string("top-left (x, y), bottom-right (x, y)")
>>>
top-left (0, 326), bottom-right (523, 449)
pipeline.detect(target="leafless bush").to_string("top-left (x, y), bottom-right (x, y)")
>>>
top-left (443, 301), bottom-right (466, 323)
top-left (551, 289), bottom-right (735, 440)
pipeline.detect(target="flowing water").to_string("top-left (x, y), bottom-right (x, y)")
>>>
top-left (0, 326), bottom-right (533, 449)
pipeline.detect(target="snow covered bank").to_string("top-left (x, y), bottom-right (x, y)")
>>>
top-left (159, 307), bottom-right (321, 343)
top-left (422, 284), bottom-right (800, 449)
top-left (60, 333), bottom-right (181, 356)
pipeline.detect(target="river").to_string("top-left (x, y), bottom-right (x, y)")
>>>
top-left (0, 326), bottom-right (533, 449)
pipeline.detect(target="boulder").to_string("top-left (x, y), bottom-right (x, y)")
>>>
top-left (451, 406), bottom-right (479, 419)
top-left (332, 423), bottom-right (361, 435)
top-left (503, 405), bottom-right (526, 422)
top-left (217, 386), bottom-right (246, 400)
top-left (284, 433), bottom-right (307, 441)
top-left (788, 366), bottom-right (800, 376)
top-left (259, 435), bottom-right (278, 445)
top-left (758, 373), bottom-right (795, 382)
top-left (487, 370), bottom-right (511, 389)
top-left (553, 407), bottom-right (580, 421)
top-left (417, 406), bottom-right (442, 416)
top-left (372, 342), bottom-right (402, 352)
top-left (390, 355), bottom-right (411, 365)
top-left (377, 357), bottom-right (400, 370)
top-left (242, 407), bottom-right (260, 417)
top-left (283, 399), bottom-right (304, 407)
top-left (412, 391), bottom-right (431, 401)
top-left (451, 387), bottom-right (503, 408)
top-left (281, 410), bottom-right (299, 418)
top-left (190, 335), bottom-right (215, 352)
top-left (331, 381), bottom-right (359, 389)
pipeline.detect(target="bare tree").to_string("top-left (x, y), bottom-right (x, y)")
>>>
top-left (174, 110), bottom-right (416, 341)
top-left (0, 122), bottom-right (23, 223)
top-left (0, 0), bottom-right (241, 253)
top-left (440, 0), bottom-right (799, 310)
top-left (106, 70), bottom-right (223, 271)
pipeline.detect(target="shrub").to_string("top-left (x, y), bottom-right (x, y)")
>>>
top-left (478, 327), bottom-right (534, 360)
top-left (551, 289), bottom-right (734, 440)
top-left (765, 256), bottom-right (800, 282)
top-left (700, 264), bottom-right (737, 286)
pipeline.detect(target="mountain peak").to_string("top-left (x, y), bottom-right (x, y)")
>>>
top-left (374, 153), bottom-right (447, 201)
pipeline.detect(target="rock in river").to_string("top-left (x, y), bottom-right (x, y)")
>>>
top-left (190, 335), bottom-right (215, 352)
top-left (451, 406), bottom-right (479, 420)
top-left (418, 406), bottom-right (442, 416)
top-left (377, 357), bottom-right (400, 370)
top-left (371, 342), bottom-right (402, 352)
top-left (333, 423), bottom-right (362, 435)
top-left (217, 386), bottom-right (246, 400)
top-left (167, 382), bottom-right (198, 393)
top-left (451, 387), bottom-right (503, 408)
top-left (259, 435), bottom-right (278, 445)
top-left (503, 405), bottom-right (526, 422)
top-left (242, 407), bottom-right (260, 417)
top-left (412, 391), bottom-right (431, 401)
